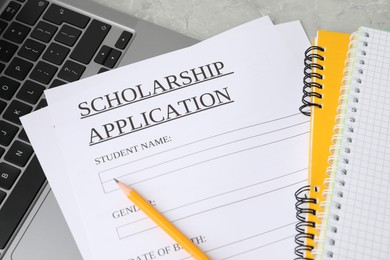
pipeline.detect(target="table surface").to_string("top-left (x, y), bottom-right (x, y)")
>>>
top-left (90, 0), bottom-right (390, 41)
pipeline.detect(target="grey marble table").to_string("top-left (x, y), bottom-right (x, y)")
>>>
top-left (90, 0), bottom-right (390, 41)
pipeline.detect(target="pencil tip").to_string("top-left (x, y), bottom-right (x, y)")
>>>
top-left (113, 178), bottom-right (119, 183)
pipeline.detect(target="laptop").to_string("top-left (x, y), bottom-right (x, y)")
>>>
top-left (0, 0), bottom-right (197, 259)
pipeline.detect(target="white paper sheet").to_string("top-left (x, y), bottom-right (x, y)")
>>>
top-left (22, 17), bottom-right (274, 260)
top-left (21, 108), bottom-right (94, 260)
top-left (22, 17), bottom-right (310, 260)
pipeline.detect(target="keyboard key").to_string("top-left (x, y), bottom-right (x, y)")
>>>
top-left (29, 61), bottom-right (57, 84)
top-left (98, 67), bottom-right (109, 74)
top-left (5, 57), bottom-right (33, 81)
top-left (104, 48), bottom-right (121, 68)
top-left (55, 24), bottom-right (81, 47)
top-left (4, 141), bottom-right (33, 167)
top-left (18, 128), bottom-right (29, 142)
top-left (0, 147), bottom-right (4, 158)
top-left (35, 98), bottom-right (47, 110)
top-left (0, 120), bottom-right (19, 146)
top-left (0, 63), bottom-right (4, 74)
top-left (0, 76), bottom-right (20, 100)
top-left (18, 38), bottom-right (46, 61)
top-left (0, 40), bottom-right (18, 63)
top-left (42, 42), bottom-right (70, 65)
top-left (16, 80), bottom-right (45, 104)
top-left (0, 162), bottom-right (21, 190)
top-left (31, 21), bottom-right (57, 43)
top-left (94, 45), bottom-right (111, 65)
top-left (0, 1), bottom-right (21, 21)
top-left (58, 60), bottom-right (85, 82)
top-left (0, 20), bottom-right (8, 35)
top-left (115, 31), bottom-right (133, 50)
top-left (3, 100), bottom-right (32, 125)
top-left (0, 191), bottom-right (5, 205)
top-left (49, 79), bottom-right (66, 88)
top-left (0, 156), bottom-right (46, 249)
top-left (0, 100), bottom-right (6, 114)
top-left (16, 0), bottom-right (49, 26)
top-left (3, 22), bottom-right (31, 44)
top-left (43, 4), bottom-right (90, 28)
top-left (70, 20), bottom-right (111, 64)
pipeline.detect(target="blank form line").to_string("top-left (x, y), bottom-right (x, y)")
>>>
top-left (117, 168), bottom-right (306, 228)
top-left (100, 119), bottom-right (308, 182)
top-left (117, 180), bottom-right (305, 239)
top-left (107, 131), bottom-right (309, 192)
top-left (220, 235), bottom-right (294, 260)
top-left (179, 222), bottom-right (296, 260)
top-left (102, 122), bottom-right (307, 185)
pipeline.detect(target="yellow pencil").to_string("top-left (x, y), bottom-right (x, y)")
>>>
top-left (114, 179), bottom-right (210, 260)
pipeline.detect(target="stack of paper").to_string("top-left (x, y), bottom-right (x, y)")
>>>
top-left (22, 16), bottom-right (310, 260)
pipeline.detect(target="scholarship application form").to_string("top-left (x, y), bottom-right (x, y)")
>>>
top-left (23, 17), bottom-right (310, 260)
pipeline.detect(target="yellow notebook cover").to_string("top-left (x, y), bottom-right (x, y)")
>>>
top-left (302, 30), bottom-right (350, 259)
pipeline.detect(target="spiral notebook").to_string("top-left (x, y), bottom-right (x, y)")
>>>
top-left (295, 31), bottom-right (350, 259)
top-left (312, 27), bottom-right (390, 259)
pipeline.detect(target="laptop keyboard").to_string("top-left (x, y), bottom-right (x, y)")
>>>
top-left (0, 0), bottom-right (133, 253)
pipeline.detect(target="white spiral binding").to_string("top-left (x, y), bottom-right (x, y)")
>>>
top-left (312, 30), bottom-right (370, 259)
